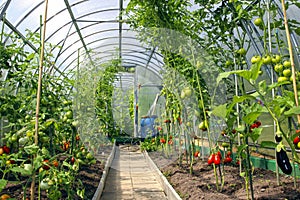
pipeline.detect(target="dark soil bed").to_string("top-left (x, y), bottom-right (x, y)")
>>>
top-left (149, 151), bottom-right (300, 200)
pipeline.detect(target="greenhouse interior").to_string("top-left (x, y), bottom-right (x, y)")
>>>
top-left (2, 0), bottom-right (300, 199)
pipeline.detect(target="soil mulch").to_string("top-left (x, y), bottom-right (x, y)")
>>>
top-left (149, 151), bottom-right (300, 200)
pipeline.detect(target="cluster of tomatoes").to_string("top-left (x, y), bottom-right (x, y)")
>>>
top-left (250, 120), bottom-right (262, 132)
top-left (293, 130), bottom-right (300, 149)
top-left (207, 151), bottom-right (232, 165)
top-left (0, 145), bottom-right (10, 155)
top-left (41, 159), bottom-right (59, 170)
top-left (160, 135), bottom-right (173, 145)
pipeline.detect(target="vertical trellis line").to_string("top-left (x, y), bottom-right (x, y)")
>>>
top-left (31, 0), bottom-right (49, 200)
top-left (266, 0), bottom-right (280, 186)
top-left (34, 0), bottom-right (48, 145)
top-left (281, 0), bottom-right (300, 123)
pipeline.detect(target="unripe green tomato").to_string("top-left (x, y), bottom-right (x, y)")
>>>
top-left (254, 18), bottom-right (263, 26)
top-left (251, 55), bottom-right (261, 64)
top-left (283, 69), bottom-right (291, 77)
top-left (277, 76), bottom-right (289, 83)
top-left (237, 48), bottom-right (246, 55)
top-left (272, 54), bottom-right (281, 64)
top-left (262, 55), bottom-right (272, 64)
top-left (40, 179), bottom-right (50, 190)
top-left (274, 64), bottom-right (283, 73)
top-left (283, 60), bottom-right (291, 68)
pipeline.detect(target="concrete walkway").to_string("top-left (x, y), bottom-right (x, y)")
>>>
top-left (100, 145), bottom-right (168, 200)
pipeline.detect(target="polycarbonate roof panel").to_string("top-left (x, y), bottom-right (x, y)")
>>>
top-left (0, 0), bottom-right (165, 79)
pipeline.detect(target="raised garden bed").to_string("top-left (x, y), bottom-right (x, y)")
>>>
top-left (148, 150), bottom-right (300, 200)
top-left (0, 142), bottom-right (115, 200)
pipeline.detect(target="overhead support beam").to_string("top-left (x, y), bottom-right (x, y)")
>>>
top-left (64, 0), bottom-right (94, 65)
top-left (145, 47), bottom-right (156, 70)
top-left (50, 23), bottom-right (74, 74)
top-left (76, 19), bottom-right (127, 23)
top-left (0, 0), bottom-right (11, 21)
top-left (119, 0), bottom-right (123, 62)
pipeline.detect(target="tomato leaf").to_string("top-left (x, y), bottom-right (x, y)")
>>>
top-left (33, 155), bottom-right (43, 170)
top-left (0, 179), bottom-right (8, 193)
top-left (250, 60), bottom-right (263, 81)
top-left (211, 104), bottom-right (228, 119)
top-left (284, 106), bottom-right (300, 116)
top-left (232, 95), bottom-right (256, 104)
top-left (249, 127), bottom-right (263, 143)
top-left (24, 144), bottom-right (39, 155)
top-left (44, 118), bottom-right (56, 128)
top-left (237, 144), bottom-right (248, 156)
top-left (11, 167), bottom-right (31, 176)
top-left (242, 112), bottom-right (261, 125)
top-left (260, 141), bottom-right (277, 149)
top-left (258, 80), bottom-right (267, 95)
top-left (216, 71), bottom-right (232, 85)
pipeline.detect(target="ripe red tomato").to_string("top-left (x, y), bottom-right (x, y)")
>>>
top-left (52, 160), bottom-right (59, 168)
top-left (224, 157), bottom-right (233, 164)
top-left (3, 145), bottom-right (10, 154)
top-left (160, 138), bottom-right (166, 144)
top-left (42, 160), bottom-right (50, 170)
top-left (194, 151), bottom-right (199, 158)
top-left (250, 123), bottom-right (258, 130)
top-left (75, 135), bottom-right (80, 141)
top-left (71, 157), bottom-right (75, 164)
top-left (226, 151), bottom-right (232, 157)
top-left (207, 154), bottom-right (214, 165)
top-left (214, 154), bottom-right (221, 165)
top-left (255, 121), bottom-right (261, 127)
top-left (294, 136), bottom-right (300, 145)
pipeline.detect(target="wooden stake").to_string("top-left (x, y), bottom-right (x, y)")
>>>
top-left (31, 0), bottom-right (49, 199)
top-left (281, 0), bottom-right (300, 124)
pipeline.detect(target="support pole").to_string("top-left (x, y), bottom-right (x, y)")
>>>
top-left (31, 1), bottom-right (48, 199)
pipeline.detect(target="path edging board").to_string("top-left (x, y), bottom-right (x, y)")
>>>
top-left (144, 151), bottom-right (182, 200)
top-left (92, 141), bottom-right (116, 200)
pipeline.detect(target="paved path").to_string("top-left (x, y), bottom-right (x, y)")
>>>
top-left (100, 145), bottom-right (168, 200)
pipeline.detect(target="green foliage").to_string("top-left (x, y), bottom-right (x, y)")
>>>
top-left (140, 138), bottom-right (158, 152)
top-left (95, 59), bottom-right (120, 137)
top-left (0, 30), bottom-right (95, 199)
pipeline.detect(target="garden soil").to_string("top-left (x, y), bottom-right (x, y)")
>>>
top-left (150, 151), bottom-right (300, 200)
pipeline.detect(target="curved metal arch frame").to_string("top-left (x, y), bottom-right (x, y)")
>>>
top-left (66, 56), bottom-right (163, 83)
top-left (90, 55), bottom-right (163, 78)
top-left (1, 1), bottom-right (166, 79)
top-left (59, 49), bottom-right (164, 78)
top-left (52, 28), bottom-right (165, 71)
top-left (65, 50), bottom-right (163, 80)
top-left (56, 35), bottom-right (148, 64)
top-left (57, 41), bottom-right (164, 75)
